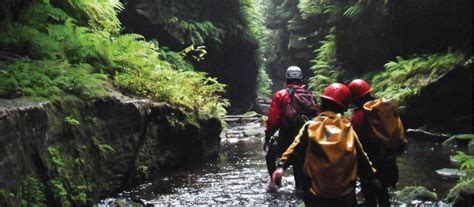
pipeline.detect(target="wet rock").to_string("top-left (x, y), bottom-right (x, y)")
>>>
top-left (243, 128), bottom-right (263, 137)
top-left (0, 95), bottom-right (222, 206)
top-left (257, 102), bottom-right (270, 116)
top-left (406, 128), bottom-right (451, 142)
top-left (222, 115), bottom-right (264, 141)
top-left (223, 113), bottom-right (265, 140)
top-left (101, 197), bottom-right (145, 207)
top-left (395, 186), bottom-right (438, 203)
top-left (402, 63), bottom-right (473, 134)
top-left (0, 100), bottom-right (48, 194)
top-left (224, 112), bottom-right (263, 123)
top-left (447, 179), bottom-right (474, 207)
top-left (436, 168), bottom-right (467, 180)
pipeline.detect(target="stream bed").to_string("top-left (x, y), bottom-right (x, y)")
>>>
top-left (98, 117), bottom-right (465, 206)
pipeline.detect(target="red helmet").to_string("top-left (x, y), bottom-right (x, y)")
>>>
top-left (348, 79), bottom-right (372, 101)
top-left (321, 83), bottom-right (352, 109)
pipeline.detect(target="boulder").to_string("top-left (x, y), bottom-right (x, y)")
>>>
top-left (395, 186), bottom-right (438, 203)
top-left (436, 168), bottom-right (467, 180)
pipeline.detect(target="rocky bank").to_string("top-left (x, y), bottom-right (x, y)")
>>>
top-left (0, 95), bottom-right (222, 206)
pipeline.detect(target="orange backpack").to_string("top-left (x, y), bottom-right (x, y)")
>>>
top-left (363, 99), bottom-right (406, 150)
top-left (281, 112), bottom-right (376, 198)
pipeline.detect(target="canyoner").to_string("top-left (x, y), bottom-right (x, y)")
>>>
top-left (0, 0), bottom-right (472, 206)
top-left (349, 79), bottom-right (407, 207)
top-left (264, 66), bottom-right (319, 190)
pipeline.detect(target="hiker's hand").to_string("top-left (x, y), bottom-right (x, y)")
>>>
top-left (272, 168), bottom-right (285, 187)
top-left (263, 134), bottom-right (272, 151)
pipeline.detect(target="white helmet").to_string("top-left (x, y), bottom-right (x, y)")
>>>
top-left (285, 66), bottom-right (303, 80)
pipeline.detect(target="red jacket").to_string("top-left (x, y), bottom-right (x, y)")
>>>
top-left (351, 109), bottom-right (365, 134)
top-left (265, 84), bottom-right (306, 137)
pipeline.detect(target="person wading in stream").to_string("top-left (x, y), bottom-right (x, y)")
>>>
top-left (263, 66), bottom-right (319, 189)
top-left (349, 79), bottom-right (406, 207)
top-left (272, 83), bottom-right (380, 207)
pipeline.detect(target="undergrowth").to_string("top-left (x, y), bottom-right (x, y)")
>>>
top-left (309, 27), bottom-right (345, 93)
top-left (0, 0), bottom-right (228, 117)
top-left (444, 134), bottom-right (474, 204)
top-left (371, 52), bottom-right (467, 105)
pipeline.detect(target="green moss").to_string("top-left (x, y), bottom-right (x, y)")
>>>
top-left (46, 146), bottom-right (94, 206)
top-left (395, 186), bottom-right (438, 203)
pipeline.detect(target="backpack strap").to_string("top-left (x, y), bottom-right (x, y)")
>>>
top-left (286, 87), bottom-right (297, 98)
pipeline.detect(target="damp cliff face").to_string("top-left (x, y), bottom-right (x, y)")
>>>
top-left (119, 0), bottom-right (260, 113)
top-left (265, 0), bottom-right (472, 90)
top-left (0, 96), bottom-right (222, 206)
top-left (262, 0), bottom-right (472, 133)
top-left (402, 63), bottom-right (473, 134)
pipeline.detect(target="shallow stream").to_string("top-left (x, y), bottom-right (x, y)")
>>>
top-left (99, 118), bottom-right (464, 206)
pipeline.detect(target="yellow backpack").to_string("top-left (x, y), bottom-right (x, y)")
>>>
top-left (303, 112), bottom-right (360, 198)
top-left (363, 99), bottom-right (406, 150)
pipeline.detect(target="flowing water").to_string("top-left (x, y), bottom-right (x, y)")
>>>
top-left (98, 117), bottom-right (465, 206)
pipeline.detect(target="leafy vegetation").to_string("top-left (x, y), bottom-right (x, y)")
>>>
top-left (452, 152), bottom-right (474, 175)
top-left (309, 27), bottom-right (345, 93)
top-left (164, 18), bottom-right (223, 45)
top-left (0, 0), bottom-right (228, 117)
top-left (17, 176), bottom-right (47, 207)
top-left (46, 146), bottom-right (94, 206)
top-left (447, 178), bottom-right (474, 204)
top-left (443, 134), bottom-right (474, 204)
top-left (297, 0), bottom-right (389, 20)
top-left (298, 0), bottom-right (324, 19)
top-left (371, 52), bottom-right (467, 105)
top-left (444, 134), bottom-right (474, 179)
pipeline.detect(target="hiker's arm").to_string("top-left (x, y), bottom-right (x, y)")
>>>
top-left (265, 93), bottom-right (284, 142)
top-left (277, 123), bottom-right (309, 170)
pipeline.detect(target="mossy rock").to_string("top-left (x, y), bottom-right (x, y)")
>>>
top-left (395, 186), bottom-right (438, 203)
top-left (447, 178), bottom-right (474, 207)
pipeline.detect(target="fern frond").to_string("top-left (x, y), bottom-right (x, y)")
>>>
top-left (343, 2), bottom-right (366, 20)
